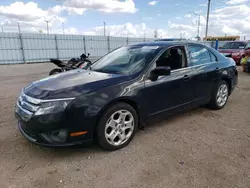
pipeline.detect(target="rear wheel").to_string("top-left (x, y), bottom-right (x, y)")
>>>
top-left (208, 80), bottom-right (229, 110)
top-left (97, 102), bottom-right (138, 151)
top-left (49, 68), bottom-right (62, 75)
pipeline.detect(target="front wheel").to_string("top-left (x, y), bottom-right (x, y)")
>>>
top-left (49, 68), bottom-right (62, 75)
top-left (97, 102), bottom-right (138, 151)
top-left (208, 80), bottom-right (229, 110)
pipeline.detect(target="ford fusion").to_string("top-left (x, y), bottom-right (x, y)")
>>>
top-left (15, 42), bottom-right (238, 150)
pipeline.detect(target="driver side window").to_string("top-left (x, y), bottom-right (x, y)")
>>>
top-left (156, 47), bottom-right (186, 70)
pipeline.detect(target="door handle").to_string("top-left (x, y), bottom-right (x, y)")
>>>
top-left (183, 75), bottom-right (190, 81)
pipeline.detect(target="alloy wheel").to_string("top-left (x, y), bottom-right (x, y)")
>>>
top-left (216, 84), bottom-right (228, 107)
top-left (104, 110), bottom-right (134, 146)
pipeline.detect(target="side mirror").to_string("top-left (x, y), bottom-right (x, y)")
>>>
top-left (87, 53), bottom-right (90, 57)
top-left (149, 66), bottom-right (171, 81)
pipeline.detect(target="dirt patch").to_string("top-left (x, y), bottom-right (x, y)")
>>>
top-left (0, 64), bottom-right (250, 188)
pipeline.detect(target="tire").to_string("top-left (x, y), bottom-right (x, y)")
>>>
top-left (49, 68), bottom-right (62, 75)
top-left (208, 80), bottom-right (229, 110)
top-left (96, 102), bottom-right (138, 151)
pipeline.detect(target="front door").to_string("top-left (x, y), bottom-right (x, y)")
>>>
top-left (142, 46), bottom-right (195, 117)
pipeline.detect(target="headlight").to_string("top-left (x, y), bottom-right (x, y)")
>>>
top-left (35, 100), bottom-right (72, 116)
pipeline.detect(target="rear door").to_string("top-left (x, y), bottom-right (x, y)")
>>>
top-left (186, 44), bottom-right (219, 103)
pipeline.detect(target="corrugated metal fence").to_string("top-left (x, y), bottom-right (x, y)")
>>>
top-left (0, 32), bottom-right (217, 64)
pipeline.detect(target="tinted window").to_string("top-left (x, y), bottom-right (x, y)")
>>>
top-left (220, 42), bottom-right (246, 49)
top-left (188, 45), bottom-right (211, 66)
top-left (156, 47), bottom-right (185, 70)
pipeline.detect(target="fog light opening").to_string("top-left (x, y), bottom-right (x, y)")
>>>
top-left (41, 129), bottom-right (68, 143)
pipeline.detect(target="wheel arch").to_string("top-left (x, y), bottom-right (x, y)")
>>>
top-left (97, 97), bottom-right (140, 122)
top-left (221, 76), bottom-right (232, 95)
top-left (93, 97), bottom-right (141, 138)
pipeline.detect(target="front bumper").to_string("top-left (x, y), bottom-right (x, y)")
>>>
top-left (17, 119), bottom-right (91, 147)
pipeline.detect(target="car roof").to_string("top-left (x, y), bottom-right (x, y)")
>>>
top-left (129, 40), bottom-right (227, 61)
top-left (129, 41), bottom-right (208, 48)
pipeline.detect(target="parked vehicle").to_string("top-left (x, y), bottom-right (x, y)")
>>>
top-left (219, 41), bottom-right (250, 65)
top-left (49, 53), bottom-right (91, 75)
top-left (15, 41), bottom-right (238, 151)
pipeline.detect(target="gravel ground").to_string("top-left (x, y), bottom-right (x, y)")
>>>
top-left (0, 63), bottom-right (250, 188)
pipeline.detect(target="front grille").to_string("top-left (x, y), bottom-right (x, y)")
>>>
top-left (18, 96), bottom-right (39, 112)
top-left (16, 90), bottom-right (41, 121)
top-left (18, 91), bottom-right (41, 112)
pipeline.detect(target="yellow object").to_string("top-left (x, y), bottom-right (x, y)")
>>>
top-left (241, 57), bottom-right (247, 65)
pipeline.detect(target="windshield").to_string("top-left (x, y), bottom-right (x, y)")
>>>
top-left (220, 42), bottom-right (246, 49)
top-left (90, 46), bottom-right (161, 75)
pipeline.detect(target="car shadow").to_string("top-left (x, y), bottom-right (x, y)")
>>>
top-left (143, 106), bottom-right (210, 128)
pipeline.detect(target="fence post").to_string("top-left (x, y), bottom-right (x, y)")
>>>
top-left (19, 33), bottom-right (26, 63)
top-left (55, 35), bottom-right (59, 59)
top-left (126, 37), bottom-right (129, 45)
top-left (107, 36), bottom-right (110, 53)
top-left (83, 36), bottom-right (87, 54)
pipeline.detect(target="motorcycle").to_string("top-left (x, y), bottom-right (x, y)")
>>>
top-left (49, 53), bottom-right (92, 75)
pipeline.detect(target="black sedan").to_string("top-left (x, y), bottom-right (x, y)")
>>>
top-left (15, 41), bottom-right (238, 150)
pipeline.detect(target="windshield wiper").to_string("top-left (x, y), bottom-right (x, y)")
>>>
top-left (94, 69), bottom-right (121, 75)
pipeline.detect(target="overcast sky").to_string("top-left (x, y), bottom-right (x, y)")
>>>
top-left (0, 0), bottom-right (250, 39)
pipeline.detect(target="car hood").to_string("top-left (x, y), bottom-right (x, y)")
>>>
top-left (24, 69), bottom-right (131, 99)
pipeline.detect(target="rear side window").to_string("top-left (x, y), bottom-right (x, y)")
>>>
top-left (188, 45), bottom-right (211, 66)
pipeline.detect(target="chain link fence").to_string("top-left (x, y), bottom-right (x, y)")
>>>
top-left (0, 32), bottom-right (217, 64)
